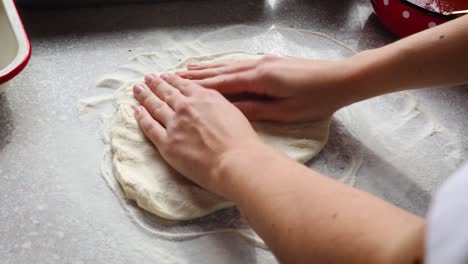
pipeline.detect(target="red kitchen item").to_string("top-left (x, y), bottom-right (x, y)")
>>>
top-left (403, 0), bottom-right (468, 14)
top-left (371, 0), bottom-right (468, 38)
top-left (0, 0), bottom-right (31, 86)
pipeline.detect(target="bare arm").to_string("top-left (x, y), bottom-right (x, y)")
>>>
top-left (214, 18), bottom-right (468, 261)
top-left (344, 14), bottom-right (468, 104)
top-left (208, 17), bottom-right (468, 261)
top-left (217, 144), bottom-right (425, 264)
top-left (177, 15), bottom-right (468, 123)
top-left (132, 73), bottom-right (425, 263)
top-left (131, 15), bottom-right (468, 264)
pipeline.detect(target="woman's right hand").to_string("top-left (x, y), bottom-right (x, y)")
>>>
top-left (176, 55), bottom-right (358, 122)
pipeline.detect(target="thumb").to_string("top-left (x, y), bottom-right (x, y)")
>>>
top-left (194, 72), bottom-right (255, 94)
top-left (234, 101), bottom-right (286, 121)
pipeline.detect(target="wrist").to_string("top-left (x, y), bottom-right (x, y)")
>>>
top-left (342, 47), bottom-right (410, 104)
top-left (305, 56), bottom-right (378, 111)
top-left (340, 50), bottom-right (382, 105)
top-left (213, 141), bottom-right (282, 201)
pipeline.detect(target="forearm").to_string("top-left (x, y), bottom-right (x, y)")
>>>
top-left (218, 146), bottom-right (425, 263)
top-left (343, 15), bottom-right (468, 104)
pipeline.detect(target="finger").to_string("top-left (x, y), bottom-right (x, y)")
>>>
top-left (234, 100), bottom-right (288, 121)
top-left (133, 105), bottom-right (167, 146)
top-left (186, 62), bottom-right (226, 70)
top-left (178, 60), bottom-right (257, 80)
top-left (176, 68), bottom-right (222, 80)
top-left (194, 72), bottom-right (255, 94)
top-left (160, 73), bottom-right (199, 96)
top-left (133, 83), bottom-right (174, 126)
top-left (144, 74), bottom-right (185, 109)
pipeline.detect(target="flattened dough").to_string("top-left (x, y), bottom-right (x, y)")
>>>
top-left (111, 52), bottom-right (331, 220)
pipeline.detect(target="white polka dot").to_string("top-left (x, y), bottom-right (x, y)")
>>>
top-left (428, 22), bottom-right (437, 28)
top-left (383, 0), bottom-right (389, 5)
top-left (403, 11), bottom-right (410, 18)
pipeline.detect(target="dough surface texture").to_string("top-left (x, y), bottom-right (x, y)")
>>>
top-left (111, 52), bottom-right (331, 220)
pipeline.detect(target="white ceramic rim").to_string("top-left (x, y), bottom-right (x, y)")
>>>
top-left (0, 0), bottom-right (31, 84)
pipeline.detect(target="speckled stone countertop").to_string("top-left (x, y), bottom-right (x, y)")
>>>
top-left (1, 0), bottom-right (467, 263)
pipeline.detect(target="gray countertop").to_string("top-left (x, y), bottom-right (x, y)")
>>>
top-left (1, 0), bottom-right (467, 263)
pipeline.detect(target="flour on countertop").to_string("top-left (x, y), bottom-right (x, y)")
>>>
top-left (79, 25), bottom-right (463, 248)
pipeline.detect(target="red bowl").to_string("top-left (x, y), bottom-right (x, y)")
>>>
top-left (371, 0), bottom-right (465, 37)
top-left (0, 0), bottom-right (31, 88)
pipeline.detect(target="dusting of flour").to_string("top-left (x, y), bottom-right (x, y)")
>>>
top-left (79, 25), bottom-right (463, 248)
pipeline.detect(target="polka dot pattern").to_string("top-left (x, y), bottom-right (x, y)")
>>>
top-left (371, 0), bottom-right (448, 37)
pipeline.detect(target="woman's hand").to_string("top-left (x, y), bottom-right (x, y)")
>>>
top-left (176, 55), bottom-right (357, 122)
top-left (132, 73), bottom-right (265, 196)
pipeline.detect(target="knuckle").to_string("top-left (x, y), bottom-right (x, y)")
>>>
top-left (163, 73), bottom-right (176, 83)
top-left (165, 92), bottom-right (176, 100)
top-left (153, 102), bottom-right (165, 111)
top-left (261, 54), bottom-right (278, 62)
top-left (177, 78), bottom-right (191, 89)
top-left (176, 100), bottom-right (191, 113)
top-left (164, 127), bottom-right (184, 145)
top-left (191, 111), bottom-right (202, 123)
top-left (142, 119), bottom-right (155, 133)
top-left (167, 91), bottom-right (183, 105)
top-left (165, 94), bottom-right (175, 106)
top-left (163, 89), bottom-right (173, 98)
top-left (150, 77), bottom-right (163, 88)
top-left (140, 95), bottom-right (152, 106)
top-left (255, 63), bottom-right (273, 79)
top-left (169, 134), bottom-right (184, 145)
top-left (172, 78), bottom-right (182, 87)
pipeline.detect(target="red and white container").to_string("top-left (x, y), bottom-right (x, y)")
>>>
top-left (0, 0), bottom-right (31, 93)
top-left (371, 0), bottom-right (468, 38)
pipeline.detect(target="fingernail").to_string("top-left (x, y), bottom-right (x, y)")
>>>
top-left (175, 71), bottom-right (185, 76)
top-left (133, 84), bottom-right (144, 94)
top-left (188, 63), bottom-right (199, 68)
top-left (132, 105), bottom-right (141, 114)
